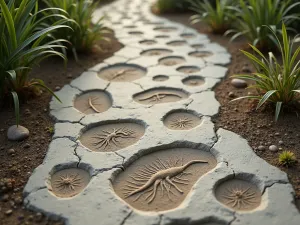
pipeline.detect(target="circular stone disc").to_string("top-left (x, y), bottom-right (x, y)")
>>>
top-left (159, 56), bottom-right (186, 66)
top-left (141, 48), bottom-right (173, 56)
top-left (182, 76), bottom-right (205, 87)
top-left (215, 179), bottom-right (262, 211)
top-left (167, 40), bottom-right (187, 46)
top-left (98, 64), bottom-right (146, 82)
top-left (154, 26), bottom-right (177, 32)
top-left (140, 40), bottom-right (157, 45)
top-left (180, 33), bottom-right (196, 39)
top-left (177, 66), bottom-right (201, 74)
top-left (112, 148), bottom-right (217, 212)
top-left (133, 88), bottom-right (189, 105)
top-left (50, 168), bottom-right (90, 198)
top-left (79, 122), bottom-right (145, 152)
top-left (189, 51), bottom-right (213, 58)
top-left (153, 75), bottom-right (169, 82)
top-left (74, 91), bottom-right (112, 114)
top-left (163, 111), bottom-right (201, 130)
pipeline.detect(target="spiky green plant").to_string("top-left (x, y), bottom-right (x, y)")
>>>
top-left (279, 151), bottom-right (297, 167)
top-left (43, 0), bottom-right (110, 60)
top-left (0, 0), bottom-right (70, 125)
top-left (188, 0), bottom-right (235, 34)
top-left (226, 0), bottom-right (300, 49)
top-left (232, 24), bottom-right (300, 121)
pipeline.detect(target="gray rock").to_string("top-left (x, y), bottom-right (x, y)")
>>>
top-left (269, 145), bottom-right (279, 152)
top-left (279, 140), bottom-right (284, 145)
top-left (258, 145), bottom-right (266, 151)
top-left (231, 78), bottom-right (247, 88)
top-left (7, 125), bottom-right (29, 141)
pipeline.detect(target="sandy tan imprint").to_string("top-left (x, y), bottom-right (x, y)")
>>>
top-left (50, 168), bottom-right (90, 198)
top-left (80, 123), bottom-right (145, 152)
top-left (153, 75), bottom-right (169, 82)
top-left (215, 179), bottom-right (261, 211)
top-left (140, 40), bottom-right (157, 45)
top-left (128, 31), bottom-right (143, 36)
top-left (182, 76), bottom-right (205, 87)
top-left (164, 111), bottom-right (201, 130)
top-left (189, 51), bottom-right (213, 58)
top-left (133, 88), bottom-right (189, 105)
top-left (191, 44), bottom-right (204, 49)
top-left (154, 26), bottom-right (177, 32)
top-left (124, 25), bottom-right (137, 29)
top-left (141, 48), bottom-right (173, 56)
top-left (159, 56), bottom-right (186, 66)
top-left (167, 40), bottom-right (187, 46)
top-left (74, 90), bottom-right (112, 114)
top-left (155, 35), bottom-right (170, 39)
top-left (177, 66), bottom-right (201, 74)
top-left (98, 64), bottom-right (146, 82)
top-left (180, 33), bottom-right (196, 39)
top-left (112, 148), bottom-right (217, 212)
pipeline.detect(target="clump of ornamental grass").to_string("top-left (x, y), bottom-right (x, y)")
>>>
top-left (226, 0), bottom-right (300, 49)
top-left (232, 24), bottom-right (300, 121)
top-left (279, 151), bottom-right (297, 167)
top-left (0, 0), bottom-right (70, 125)
top-left (188, 0), bottom-right (235, 34)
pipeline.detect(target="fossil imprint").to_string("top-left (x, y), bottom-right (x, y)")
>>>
top-left (123, 158), bottom-right (208, 203)
top-left (170, 116), bottom-right (193, 129)
top-left (139, 93), bottom-right (182, 103)
top-left (222, 186), bottom-right (257, 209)
top-left (92, 127), bottom-right (135, 150)
top-left (53, 173), bottom-right (82, 193)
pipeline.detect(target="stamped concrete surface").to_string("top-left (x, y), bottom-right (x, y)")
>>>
top-left (24, 0), bottom-right (300, 224)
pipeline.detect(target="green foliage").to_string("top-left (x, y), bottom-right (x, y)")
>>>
top-left (279, 151), bottom-right (297, 167)
top-left (232, 24), bottom-right (300, 121)
top-left (155, 0), bottom-right (191, 14)
top-left (43, 0), bottom-right (110, 58)
top-left (0, 0), bottom-right (69, 125)
top-left (188, 0), bottom-right (235, 34)
top-left (226, 0), bottom-right (300, 49)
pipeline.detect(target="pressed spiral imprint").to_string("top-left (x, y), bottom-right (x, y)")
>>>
top-left (123, 158), bottom-right (208, 203)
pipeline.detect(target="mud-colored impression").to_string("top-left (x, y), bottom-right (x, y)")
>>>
top-left (153, 75), bottom-right (169, 82)
top-left (180, 33), bottom-right (196, 39)
top-left (177, 66), bottom-right (201, 74)
top-left (50, 168), bottom-right (90, 198)
top-left (141, 48), bottom-right (173, 57)
top-left (159, 56), bottom-right (186, 66)
top-left (112, 148), bottom-right (217, 212)
top-left (163, 111), bottom-right (201, 130)
top-left (155, 35), bottom-right (170, 39)
top-left (74, 91), bottom-right (112, 114)
top-left (189, 51), bottom-right (213, 58)
top-left (98, 64), bottom-right (146, 82)
top-left (154, 26), bottom-right (177, 32)
top-left (191, 44), bottom-right (204, 49)
top-left (140, 40), bottom-right (157, 45)
top-left (167, 40), bottom-right (187, 46)
top-left (133, 88), bottom-right (189, 105)
top-left (128, 31), bottom-right (143, 36)
top-left (182, 76), bottom-right (205, 87)
top-left (80, 122), bottom-right (145, 152)
top-left (215, 179), bottom-right (262, 211)
top-left (124, 25), bottom-right (137, 29)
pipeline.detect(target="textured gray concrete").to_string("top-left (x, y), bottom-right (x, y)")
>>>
top-left (24, 0), bottom-right (300, 224)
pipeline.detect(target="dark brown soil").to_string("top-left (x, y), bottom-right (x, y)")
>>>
top-left (0, 31), bottom-right (123, 224)
top-left (162, 13), bottom-right (300, 204)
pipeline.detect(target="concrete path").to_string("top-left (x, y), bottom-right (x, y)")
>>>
top-left (24, 0), bottom-right (300, 224)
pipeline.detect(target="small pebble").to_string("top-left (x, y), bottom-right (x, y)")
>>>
top-left (275, 132), bottom-right (280, 136)
top-left (35, 212), bottom-right (43, 222)
top-left (24, 109), bottom-right (31, 115)
top-left (269, 145), bottom-right (278, 152)
top-left (279, 140), bottom-right (284, 145)
top-left (258, 146), bottom-right (265, 151)
top-left (231, 78), bottom-right (248, 88)
top-left (7, 148), bottom-right (15, 155)
top-left (2, 194), bottom-right (9, 202)
top-left (242, 66), bottom-right (251, 73)
top-left (55, 86), bottom-right (61, 91)
top-left (23, 143), bottom-right (30, 149)
top-left (7, 125), bottom-right (29, 141)
top-left (5, 209), bottom-right (13, 216)
top-left (228, 92), bottom-right (235, 98)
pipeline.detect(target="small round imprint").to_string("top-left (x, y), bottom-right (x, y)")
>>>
top-left (50, 168), bottom-right (90, 198)
top-left (167, 40), bottom-right (187, 46)
top-left (141, 48), bottom-right (173, 56)
top-left (163, 111), bottom-right (201, 130)
top-left (159, 56), bottom-right (186, 66)
top-left (182, 76), bottom-right (205, 87)
top-left (177, 66), bottom-right (201, 74)
top-left (189, 51), bottom-right (213, 58)
top-left (214, 179), bottom-right (262, 211)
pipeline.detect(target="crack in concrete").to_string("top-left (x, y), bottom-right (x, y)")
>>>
top-left (158, 214), bottom-right (163, 225)
top-left (120, 210), bottom-right (133, 225)
top-left (114, 152), bottom-right (126, 170)
top-left (262, 180), bottom-right (289, 196)
top-left (228, 212), bottom-right (237, 225)
top-left (73, 142), bottom-right (82, 167)
top-left (133, 82), bottom-right (145, 90)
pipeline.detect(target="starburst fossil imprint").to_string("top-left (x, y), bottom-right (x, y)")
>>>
top-left (123, 158), bottom-right (208, 203)
top-left (222, 186), bottom-right (257, 209)
top-left (54, 173), bottom-right (82, 193)
top-left (170, 116), bottom-right (193, 129)
top-left (92, 127), bottom-right (135, 150)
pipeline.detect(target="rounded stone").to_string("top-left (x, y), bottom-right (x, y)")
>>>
top-left (231, 78), bottom-right (247, 88)
top-left (7, 149), bottom-right (15, 155)
top-left (7, 125), bottom-right (29, 141)
top-left (228, 92), bottom-right (235, 98)
top-left (269, 145), bottom-right (278, 152)
top-left (279, 140), bottom-right (284, 145)
top-left (258, 145), bottom-right (266, 151)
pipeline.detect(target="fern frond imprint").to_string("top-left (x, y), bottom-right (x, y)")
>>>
top-left (123, 158), bottom-right (208, 204)
top-left (92, 127), bottom-right (135, 150)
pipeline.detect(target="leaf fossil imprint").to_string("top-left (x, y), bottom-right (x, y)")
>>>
top-left (138, 93), bottom-right (182, 103)
top-left (123, 158), bottom-right (208, 203)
